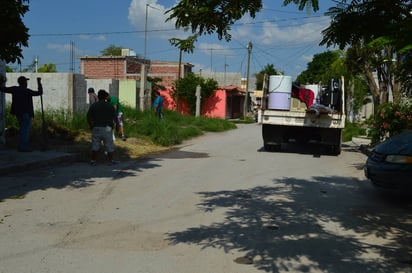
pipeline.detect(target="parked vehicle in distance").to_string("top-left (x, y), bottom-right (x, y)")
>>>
top-left (364, 130), bottom-right (412, 194)
top-left (259, 75), bottom-right (345, 155)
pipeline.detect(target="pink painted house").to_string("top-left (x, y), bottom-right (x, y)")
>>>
top-left (159, 85), bottom-right (245, 119)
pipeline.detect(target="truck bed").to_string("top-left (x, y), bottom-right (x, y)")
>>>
top-left (260, 107), bottom-right (345, 129)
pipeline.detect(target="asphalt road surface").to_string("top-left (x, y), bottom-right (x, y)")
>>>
top-left (1, 123), bottom-right (411, 273)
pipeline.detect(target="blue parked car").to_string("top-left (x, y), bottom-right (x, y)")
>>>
top-left (365, 130), bottom-right (412, 194)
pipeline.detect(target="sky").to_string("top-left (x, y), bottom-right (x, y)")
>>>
top-left (18, 0), bottom-right (337, 80)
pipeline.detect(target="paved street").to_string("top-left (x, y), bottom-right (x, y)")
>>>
top-left (0, 123), bottom-right (411, 273)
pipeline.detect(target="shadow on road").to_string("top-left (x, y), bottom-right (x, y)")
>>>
top-left (167, 175), bottom-right (412, 273)
top-left (0, 149), bottom-right (211, 202)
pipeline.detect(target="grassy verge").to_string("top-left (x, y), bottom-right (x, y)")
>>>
top-left (342, 121), bottom-right (367, 142)
top-left (4, 105), bottom-right (238, 160)
top-left (4, 104), bottom-right (367, 159)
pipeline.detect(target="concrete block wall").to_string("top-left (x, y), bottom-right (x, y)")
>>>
top-left (6, 73), bottom-right (68, 112)
top-left (119, 80), bottom-right (137, 108)
top-left (86, 78), bottom-right (119, 104)
top-left (5, 73), bottom-right (125, 114)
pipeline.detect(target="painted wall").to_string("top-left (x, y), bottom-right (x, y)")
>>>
top-left (160, 87), bottom-right (229, 118)
top-left (119, 80), bottom-right (137, 108)
top-left (3, 72), bottom-right (236, 121)
top-left (86, 78), bottom-right (119, 101)
top-left (201, 89), bottom-right (226, 119)
top-left (160, 87), bottom-right (190, 115)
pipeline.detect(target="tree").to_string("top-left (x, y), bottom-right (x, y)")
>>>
top-left (166, 0), bottom-right (319, 41)
top-left (38, 63), bottom-right (57, 72)
top-left (254, 64), bottom-right (279, 90)
top-left (100, 44), bottom-right (124, 56)
top-left (168, 35), bottom-right (198, 79)
top-left (5, 65), bottom-right (15, 72)
top-left (169, 35), bottom-right (198, 110)
top-left (148, 76), bottom-right (166, 92)
top-left (320, 0), bottom-right (412, 109)
top-left (296, 51), bottom-right (340, 84)
top-left (172, 73), bottom-right (218, 115)
top-left (0, 0), bottom-right (30, 63)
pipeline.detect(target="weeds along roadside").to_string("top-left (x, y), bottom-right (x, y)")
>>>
top-left (5, 104), bottom-right (369, 151)
top-left (4, 105), bottom-right (238, 149)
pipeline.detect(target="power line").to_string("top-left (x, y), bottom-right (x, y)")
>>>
top-left (28, 15), bottom-right (329, 38)
top-left (29, 28), bottom-right (177, 37)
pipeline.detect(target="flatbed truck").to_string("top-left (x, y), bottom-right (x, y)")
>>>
top-left (259, 75), bottom-right (346, 155)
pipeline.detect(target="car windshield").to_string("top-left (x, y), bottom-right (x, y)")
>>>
top-left (375, 131), bottom-right (412, 155)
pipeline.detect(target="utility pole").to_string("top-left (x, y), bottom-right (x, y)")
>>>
top-left (243, 41), bottom-right (252, 117)
top-left (144, 4), bottom-right (149, 59)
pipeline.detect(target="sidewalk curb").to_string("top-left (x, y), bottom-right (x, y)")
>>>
top-left (0, 152), bottom-right (78, 176)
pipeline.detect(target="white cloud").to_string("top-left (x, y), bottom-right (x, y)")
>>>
top-left (47, 43), bottom-right (82, 55)
top-left (198, 43), bottom-right (234, 57)
top-left (78, 35), bottom-right (107, 41)
top-left (128, 0), bottom-right (184, 39)
top-left (233, 16), bottom-right (330, 46)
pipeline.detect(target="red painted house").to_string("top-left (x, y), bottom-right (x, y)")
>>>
top-left (159, 85), bottom-right (245, 119)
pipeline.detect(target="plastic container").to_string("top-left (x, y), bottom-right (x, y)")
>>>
top-left (268, 92), bottom-right (291, 110)
top-left (268, 75), bottom-right (292, 110)
top-left (269, 75), bottom-right (292, 93)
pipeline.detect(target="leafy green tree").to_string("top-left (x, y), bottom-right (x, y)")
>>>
top-left (38, 63), bottom-right (57, 72)
top-left (169, 35), bottom-right (198, 110)
top-left (166, 0), bottom-right (319, 41)
top-left (296, 51), bottom-right (340, 84)
top-left (148, 76), bottom-right (166, 91)
top-left (100, 44), bottom-right (124, 56)
top-left (328, 53), bottom-right (369, 121)
top-left (148, 76), bottom-right (166, 103)
top-left (5, 65), bottom-right (15, 72)
top-left (168, 35), bottom-right (198, 79)
top-left (320, 0), bottom-right (412, 109)
top-left (173, 73), bottom-right (218, 115)
top-left (0, 0), bottom-right (30, 63)
top-left (254, 64), bottom-right (279, 90)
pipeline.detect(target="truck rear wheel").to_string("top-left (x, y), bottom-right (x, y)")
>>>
top-left (329, 145), bottom-right (341, 155)
top-left (264, 143), bottom-right (281, 152)
top-left (262, 124), bottom-right (282, 152)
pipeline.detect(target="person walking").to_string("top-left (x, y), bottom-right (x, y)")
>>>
top-left (0, 76), bottom-right (43, 152)
top-left (88, 87), bottom-right (98, 106)
top-left (153, 90), bottom-right (164, 119)
top-left (87, 89), bottom-right (119, 166)
top-left (107, 94), bottom-right (126, 141)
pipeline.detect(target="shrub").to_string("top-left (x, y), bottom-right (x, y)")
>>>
top-left (367, 102), bottom-right (412, 145)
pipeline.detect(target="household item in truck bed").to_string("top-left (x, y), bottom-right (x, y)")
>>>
top-left (268, 75), bottom-right (292, 110)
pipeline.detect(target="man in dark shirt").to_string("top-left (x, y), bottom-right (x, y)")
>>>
top-left (0, 76), bottom-right (43, 152)
top-left (87, 89), bottom-right (118, 165)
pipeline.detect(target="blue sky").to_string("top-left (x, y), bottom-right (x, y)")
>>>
top-left (18, 0), bottom-right (336, 79)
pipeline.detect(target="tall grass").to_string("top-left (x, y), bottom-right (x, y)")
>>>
top-left (5, 104), bottom-right (237, 147)
top-left (6, 104), bottom-right (371, 147)
top-left (342, 121), bottom-right (367, 142)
